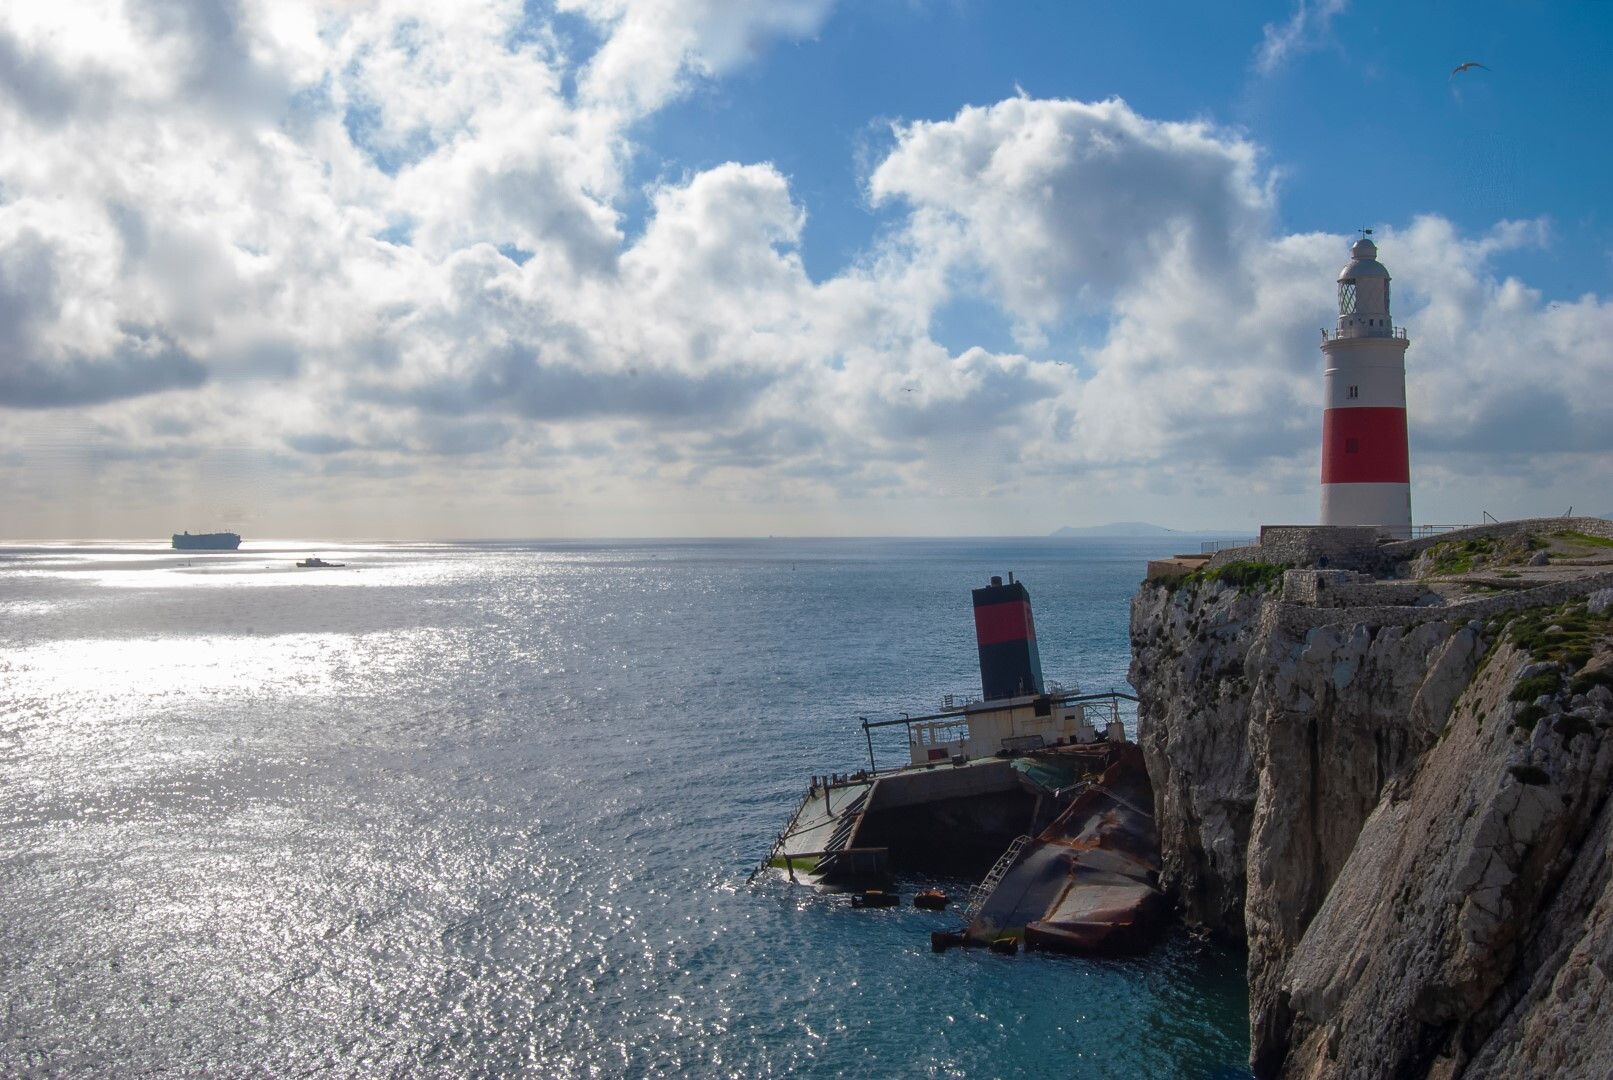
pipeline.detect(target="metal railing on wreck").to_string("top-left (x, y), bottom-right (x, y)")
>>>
top-left (936, 679), bottom-right (1075, 711)
top-left (856, 688), bottom-right (1141, 776)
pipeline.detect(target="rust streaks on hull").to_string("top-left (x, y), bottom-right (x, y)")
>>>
top-left (966, 743), bottom-right (1169, 957)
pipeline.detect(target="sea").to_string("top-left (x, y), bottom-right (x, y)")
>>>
top-left (0, 537), bottom-right (1250, 1078)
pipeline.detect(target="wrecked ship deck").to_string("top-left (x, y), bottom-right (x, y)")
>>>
top-left (762, 737), bottom-right (1169, 958)
top-left (963, 743), bottom-right (1167, 955)
top-left (765, 754), bottom-right (1028, 882)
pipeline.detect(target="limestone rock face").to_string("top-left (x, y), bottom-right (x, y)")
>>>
top-left (1243, 619), bottom-right (1487, 1073)
top-left (1461, 783), bottom-right (1613, 1078)
top-left (1276, 643), bottom-right (1613, 1077)
top-left (1132, 577), bottom-right (1613, 1078)
top-left (1130, 581), bottom-right (1263, 936)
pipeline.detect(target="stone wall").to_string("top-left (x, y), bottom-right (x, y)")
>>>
top-left (1281, 569), bottom-right (1427, 608)
top-left (1207, 525), bottom-right (1383, 572)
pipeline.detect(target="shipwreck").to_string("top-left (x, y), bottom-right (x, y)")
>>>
top-left (760, 574), bottom-right (1170, 958)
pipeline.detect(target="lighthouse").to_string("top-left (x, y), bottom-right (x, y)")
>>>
top-left (1320, 235), bottom-right (1412, 539)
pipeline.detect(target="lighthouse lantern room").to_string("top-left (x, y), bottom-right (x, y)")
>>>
top-left (1320, 235), bottom-right (1412, 539)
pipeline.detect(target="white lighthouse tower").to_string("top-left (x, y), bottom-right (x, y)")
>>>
top-left (1320, 234), bottom-right (1412, 539)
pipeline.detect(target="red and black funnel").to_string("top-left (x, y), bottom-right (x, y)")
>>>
top-left (972, 574), bottom-right (1045, 702)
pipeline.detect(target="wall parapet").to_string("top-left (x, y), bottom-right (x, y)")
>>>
top-left (1207, 524), bottom-right (1384, 572)
top-left (1282, 569), bottom-right (1427, 607)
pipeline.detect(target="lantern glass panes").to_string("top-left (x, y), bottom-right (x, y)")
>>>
top-left (1338, 279), bottom-right (1358, 315)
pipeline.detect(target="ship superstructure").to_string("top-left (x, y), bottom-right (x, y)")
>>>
top-left (891, 574), bottom-right (1123, 766)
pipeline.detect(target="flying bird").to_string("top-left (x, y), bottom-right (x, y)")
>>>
top-left (1450, 61), bottom-right (1489, 77)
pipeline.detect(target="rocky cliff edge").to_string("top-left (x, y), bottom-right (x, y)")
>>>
top-left (1130, 519), bottom-right (1613, 1078)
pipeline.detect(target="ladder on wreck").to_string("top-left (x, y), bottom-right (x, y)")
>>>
top-left (963, 834), bottom-right (1032, 921)
top-left (808, 787), bottom-right (870, 879)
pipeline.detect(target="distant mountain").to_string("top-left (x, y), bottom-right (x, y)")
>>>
top-left (1050, 522), bottom-right (1178, 537)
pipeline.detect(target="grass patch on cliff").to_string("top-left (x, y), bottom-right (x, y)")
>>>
top-left (1513, 704), bottom-right (1546, 732)
top-left (1424, 537), bottom-right (1497, 576)
top-left (1485, 600), bottom-right (1613, 671)
top-left (1553, 530), bottom-right (1613, 550)
top-left (1421, 533), bottom-right (1548, 577)
top-left (1511, 671), bottom-right (1563, 702)
top-left (1175, 559), bottom-right (1285, 594)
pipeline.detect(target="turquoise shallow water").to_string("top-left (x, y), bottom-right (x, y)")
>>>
top-left (0, 537), bottom-right (1249, 1077)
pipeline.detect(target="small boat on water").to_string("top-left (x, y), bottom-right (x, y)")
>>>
top-left (296, 556), bottom-right (345, 568)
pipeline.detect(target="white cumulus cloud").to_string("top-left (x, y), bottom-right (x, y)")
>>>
top-left (0, 2), bottom-right (1606, 537)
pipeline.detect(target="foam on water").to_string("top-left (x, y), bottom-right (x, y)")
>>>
top-left (0, 538), bottom-right (1249, 1077)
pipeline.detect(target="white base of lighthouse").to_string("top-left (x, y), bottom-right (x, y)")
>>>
top-left (1321, 482), bottom-right (1411, 539)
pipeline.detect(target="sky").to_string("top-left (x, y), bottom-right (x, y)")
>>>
top-left (2, 0), bottom-right (1610, 539)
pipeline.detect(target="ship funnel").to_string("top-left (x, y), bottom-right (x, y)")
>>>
top-left (972, 575), bottom-right (1045, 702)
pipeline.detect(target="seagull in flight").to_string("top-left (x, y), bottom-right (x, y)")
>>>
top-left (1450, 61), bottom-right (1489, 77)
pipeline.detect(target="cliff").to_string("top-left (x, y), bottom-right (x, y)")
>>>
top-left (1131, 519), bottom-right (1613, 1078)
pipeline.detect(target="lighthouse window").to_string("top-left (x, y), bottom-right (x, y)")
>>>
top-left (1346, 437), bottom-right (1360, 453)
top-left (1348, 385), bottom-right (1359, 399)
top-left (1338, 279), bottom-right (1358, 315)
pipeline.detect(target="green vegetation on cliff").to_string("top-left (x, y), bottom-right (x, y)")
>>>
top-left (1419, 534), bottom-right (1547, 576)
top-left (1424, 537), bottom-right (1499, 575)
top-left (1488, 600), bottom-right (1611, 670)
top-left (1511, 670), bottom-right (1564, 702)
top-left (1173, 559), bottom-right (1285, 594)
top-left (1479, 598), bottom-right (1613, 731)
top-left (1554, 529), bottom-right (1613, 550)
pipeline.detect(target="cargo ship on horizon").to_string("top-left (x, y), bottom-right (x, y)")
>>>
top-left (172, 531), bottom-right (241, 550)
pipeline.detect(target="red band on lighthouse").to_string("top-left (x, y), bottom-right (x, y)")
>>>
top-left (1321, 407), bottom-right (1409, 485)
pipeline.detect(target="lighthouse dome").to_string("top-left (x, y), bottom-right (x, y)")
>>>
top-left (1332, 235), bottom-right (1399, 332)
top-left (1339, 237), bottom-right (1389, 280)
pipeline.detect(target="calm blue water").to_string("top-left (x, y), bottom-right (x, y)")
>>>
top-left (0, 538), bottom-right (1248, 1077)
